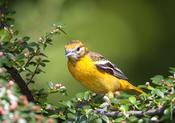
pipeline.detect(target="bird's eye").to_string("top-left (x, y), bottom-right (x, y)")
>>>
top-left (76, 47), bottom-right (80, 51)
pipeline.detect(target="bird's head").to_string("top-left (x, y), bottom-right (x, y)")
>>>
top-left (65, 40), bottom-right (88, 60)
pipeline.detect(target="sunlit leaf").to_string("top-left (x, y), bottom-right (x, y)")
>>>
top-left (0, 29), bottom-right (10, 43)
top-left (151, 75), bottom-right (164, 85)
top-left (101, 115), bottom-right (110, 123)
top-left (129, 96), bottom-right (136, 104)
top-left (115, 117), bottom-right (125, 123)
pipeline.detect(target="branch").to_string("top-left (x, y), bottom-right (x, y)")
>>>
top-left (6, 67), bottom-right (34, 102)
top-left (96, 106), bottom-right (175, 118)
top-left (0, 4), bottom-right (8, 28)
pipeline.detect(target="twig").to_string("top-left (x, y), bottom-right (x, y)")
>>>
top-left (27, 63), bottom-right (40, 85)
top-left (22, 55), bottom-right (34, 71)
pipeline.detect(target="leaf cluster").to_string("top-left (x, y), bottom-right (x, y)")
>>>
top-left (51, 70), bottom-right (175, 123)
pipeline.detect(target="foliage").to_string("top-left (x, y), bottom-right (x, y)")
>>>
top-left (0, 1), bottom-right (175, 123)
top-left (54, 72), bottom-right (175, 122)
top-left (0, 80), bottom-right (55, 122)
top-left (0, 1), bottom-right (64, 122)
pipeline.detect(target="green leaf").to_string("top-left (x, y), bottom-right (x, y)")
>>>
top-left (76, 92), bottom-right (84, 100)
top-left (138, 119), bottom-right (144, 123)
top-left (29, 42), bottom-right (38, 46)
top-left (66, 100), bottom-right (73, 108)
top-left (50, 114), bottom-right (59, 118)
top-left (67, 113), bottom-right (75, 120)
top-left (153, 88), bottom-right (164, 97)
top-left (68, 108), bottom-right (76, 113)
top-left (48, 82), bottom-right (54, 89)
top-left (0, 55), bottom-right (13, 67)
top-left (169, 67), bottom-right (175, 74)
top-left (0, 87), bottom-right (6, 98)
top-left (42, 59), bottom-right (50, 63)
top-left (115, 117), bottom-right (125, 123)
top-left (84, 91), bottom-right (91, 100)
top-left (95, 118), bottom-right (102, 123)
top-left (39, 53), bottom-right (47, 57)
top-left (40, 62), bottom-right (46, 67)
top-left (58, 114), bottom-right (66, 120)
top-left (13, 30), bottom-right (19, 35)
top-left (129, 116), bottom-right (138, 122)
top-left (151, 75), bottom-right (164, 85)
top-left (165, 78), bottom-right (173, 84)
top-left (0, 29), bottom-right (10, 43)
top-left (164, 108), bottom-right (170, 115)
top-left (15, 54), bottom-right (25, 61)
top-left (101, 115), bottom-right (110, 123)
top-left (40, 108), bottom-right (48, 114)
top-left (23, 36), bottom-right (30, 41)
top-left (129, 96), bottom-right (136, 104)
top-left (119, 105), bottom-right (129, 115)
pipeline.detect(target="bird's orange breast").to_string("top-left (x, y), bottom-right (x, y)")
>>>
top-left (67, 55), bottom-right (120, 93)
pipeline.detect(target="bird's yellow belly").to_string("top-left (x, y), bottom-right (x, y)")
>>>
top-left (68, 57), bottom-right (120, 93)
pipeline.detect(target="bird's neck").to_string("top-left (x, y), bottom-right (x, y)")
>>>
top-left (68, 51), bottom-right (90, 66)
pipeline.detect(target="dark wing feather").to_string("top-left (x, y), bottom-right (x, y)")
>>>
top-left (96, 62), bottom-right (129, 80)
top-left (89, 52), bottom-right (129, 80)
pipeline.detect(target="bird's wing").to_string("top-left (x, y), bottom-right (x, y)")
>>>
top-left (88, 52), bottom-right (129, 80)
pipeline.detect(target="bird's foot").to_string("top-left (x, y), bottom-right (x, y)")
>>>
top-left (96, 102), bottom-right (110, 115)
top-left (95, 92), bottom-right (120, 115)
top-left (103, 95), bottom-right (111, 104)
top-left (95, 95), bottom-right (111, 114)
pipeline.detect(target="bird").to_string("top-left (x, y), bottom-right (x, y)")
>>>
top-left (65, 40), bottom-right (144, 98)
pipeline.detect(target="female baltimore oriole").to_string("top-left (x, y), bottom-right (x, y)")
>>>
top-left (65, 40), bottom-right (143, 98)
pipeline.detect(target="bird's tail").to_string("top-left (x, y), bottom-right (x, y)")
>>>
top-left (132, 86), bottom-right (144, 94)
top-left (119, 80), bottom-right (144, 94)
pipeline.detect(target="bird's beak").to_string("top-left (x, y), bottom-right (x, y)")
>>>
top-left (65, 50), bottom-right (78, 60)
top-left (65, 50), bottom-right (75, 57)
top-left (65, 51), bottom-right (73, 57)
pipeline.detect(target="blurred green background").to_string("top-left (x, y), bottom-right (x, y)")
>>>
top-left (11, 0), bottom-right (175, 105)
